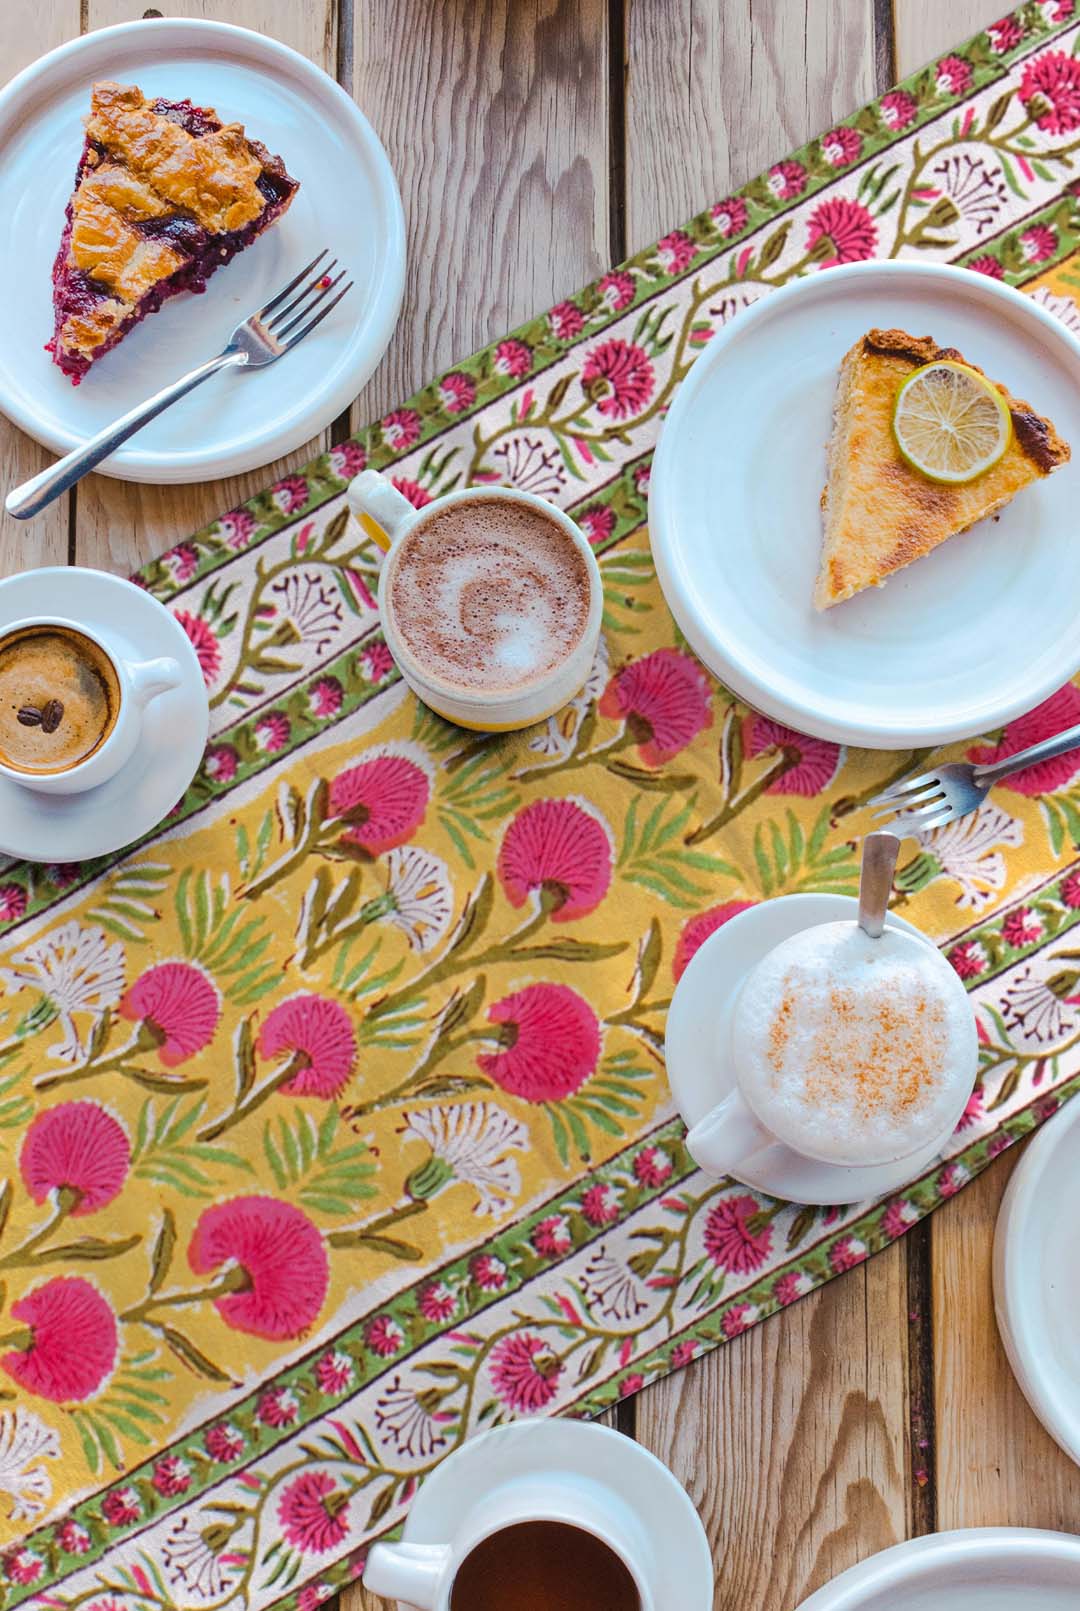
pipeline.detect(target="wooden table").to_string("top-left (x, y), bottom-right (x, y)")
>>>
top-left (3, 3), bottom-right (1078, 1607)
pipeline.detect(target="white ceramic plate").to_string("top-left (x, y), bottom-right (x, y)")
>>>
top-left (649, 261), bottom-right (1080, 749)
top-left (0, 19), bottom-right (405, 483)
top-left (795, 1528), bottom-right (1080, 1609)
top-left (994, 1092), bottom-right (1080, 1467)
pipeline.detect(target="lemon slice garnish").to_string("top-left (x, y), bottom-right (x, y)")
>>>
top-left (892, 359), bottom-right (1011, 484)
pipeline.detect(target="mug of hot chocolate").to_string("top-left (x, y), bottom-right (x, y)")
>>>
top-left (346, 471), bottom-right (603, 731)
top-left (0, 617), bottom-right (182, 795)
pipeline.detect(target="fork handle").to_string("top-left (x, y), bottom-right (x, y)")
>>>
top-left (5, 349), bottom-right (246, 520)
top-left (972, 718), bottom-right (1080, 787)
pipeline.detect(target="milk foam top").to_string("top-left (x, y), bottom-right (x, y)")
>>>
top-left (733, 919), bottom-right (976, 1167)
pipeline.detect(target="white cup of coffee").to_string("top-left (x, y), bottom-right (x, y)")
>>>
top-left (686, 918), bottom-right (979, 1178)
top-left (347, 471), bottom-right (603, 731)
top-left (0, 615), bottom-right (182, 796)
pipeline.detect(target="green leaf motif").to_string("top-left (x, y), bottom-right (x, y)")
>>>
top-left (619, 794), bottom-right (739, 909)
top-left (132, 1095), bottom-right (256, 1198)
top-left (262, 1106), bottom-right (378, 1215)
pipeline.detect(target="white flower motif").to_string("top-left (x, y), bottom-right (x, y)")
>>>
top-left (402, 1101), bottom-right (528, 1215)
top-left (374, 1375), bottom-right (450, 1460)
top-left (1000, 959), bottom-right (1079, 1051)
top-left (491, 435), bottom-right (566, 498)
top-left (1029, 285), bottom-right (1080, 336)
top-left (929, 151), bottom-right (1007, 235)
top-left (268, 570), bottom-right (343, 652)
top-left (0, 1409), bottom-right (60, 1522)
top-left (918, 801), bottom-right (1023, 911)
top-left (581, 1248), bottom-right (648, 1322)
top-left (380, 847), bottom-right (454, 953)
top-left (529, 634), bottom-right (611, 760)
top-left (1, 921), bottom-right (124, 1062)
top-left (162, 1516), bottom-right (240, 1601)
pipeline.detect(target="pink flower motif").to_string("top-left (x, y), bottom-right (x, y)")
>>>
top-left (581, 1183), bottom-right (620, 1225)
top-left (619, 1373), bottom-right (645, 1396)
top-left (4, 1549), bottom-right (43, 1585)
top-left (498, 798), bottom-right (612, 921)
top-left (362, 641), bottom-right (396, 682)
top-left (956, 1087), bottom-right (985, 1132)
top-left (774, 1269), bottom-right (813, 1306)
top-left (1, 1277), bottom-right (116, 1401)
top-left (163, 542), bottom-right (198, 584)
top-left (329, 751), bottom-right (430, 853)
top-left (46, 863), bottom-right (82, 889)
top-left (381, 409), bottom-right (422, 451)
top-left (119, 962), bottom-right (219, 1066)
top-left (298, 1586), bottom-right (334, 1611)
top-left (189, 1196), bottom-right (328, 1340)
top-left (968, 684), bottom-right (1080, 793)
top-left (949, 939), bottom-right (987, 979)
top-left (880, 89), bottom-right (918, 130)
top-left (255, 712), bottom-right (291, 754)
top-left (257, 1385), bottom-right (299, 1427)
top-left (578, 504), bottom-right (616, 546)
top-left (278, 1471), bottom-right (350, 1554)
top-left (1021, 224), bottom-right (1058, 263)
top-left (204, 744), bottom-right (239, 782)
top-left (471, 1253), bottom-right (508, 1290)
top-left (20, 1102), bottom-right (129, 1216)
top-left (711, 196), bottom-right (748, 237)
top-left (721, 1302), bottom-right (757, 1338)
top-left (308, 677), bottom-right (343, 720)
top-left (418, 1281), bottom-right (457, 1322)
top-left (315, 1349), bottom-right (354, 1394)
top-left (391, 475), bottom-right (433, 509)
top-left (272, 476), bottom-right (309, 515)
top-left (987, 15), bottom-right (1023, 52)
top-left (967, 254), bottom-right (1005, 279)
top-left (656, 229), bottom-right (698, 273)
top-left (102, 1487), bottom-right (140, 1525)
top-left (806, 196), bottom-right (877, 265)
top-left (173, 610), bottom-right (221, 686)
top-left (56, 1519), bottom-right (91, 1554)
top-left (674, 902), bottom-right (756, 982)
top-left (532, 1215), bottom-right (572, 1257)
top-left (493, 338), bottom-right (533, 379)
top-left (633, 1145), bottom-right (672, 1188)
top-left (768, 160), bottom-right (807, 200)
top-left (581, 338), bottom-right (655, 421)
top-left (220, 508), bottom-right (257, 551)
top-left (330, 440), bottom-right (367, 481)
top-left (0, 884), bottom-right (27, 923)
top-left (936, 54), bottom-right (973, 95)
top-left (938, 1161), bottom-right (969, 1198)
top-left (670, 1339), bottom-right (697, 1368)
top-left (882, 1198), bottom-right (919, 1238)
top-left (599, 647), bottom-right (713, 767)
top-left (490, 1333), bottom-right (562, 1412)
top-left (365, 1314), bottom-right (404, 1357)
top-left (205, 1422), bottom-right (245, 1462)
top-left (1003, 906), bottom-right (1044, 948)
top-left (259, 995), bottom-right (357, 1099)
top-left (549, 300), bottom-right (585, 340)
top-left (1061, 870), bottom-right (1080, 908)
top-left (480, 983), bottom-right (601, 1103)
top-left (439, 371), bottom-right (476, 414)
top-left (1038, 0), bottom-right (1075, 22)
top-left (632, 462), bottom-right (651, 496)
top-left (821, 126), bottom-right (863, 166)
top-left (597, 270), bottom-right (636, 311)
top-left (703, 1194), bottom-right (774, 1273)
top-left (829, 1236), bottom-right (868, 1273)
top-left (743, 714), bottom-right (843, 795)
top-left (1021, 49), bottom-right (1080, 134)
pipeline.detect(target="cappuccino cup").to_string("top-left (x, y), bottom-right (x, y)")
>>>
top-left (0, 616), bottom-right (182, 796)
top-left (347, 471), bottom-right (602, 731)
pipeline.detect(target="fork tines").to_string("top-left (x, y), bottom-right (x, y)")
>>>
top-left (868, 773), bottom-right (952, 833)
top-left (256, 250), bottom-right (354, 346)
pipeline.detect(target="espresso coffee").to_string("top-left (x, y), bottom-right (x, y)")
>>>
top-left (0, 626), bottom-right (120, 775)
top-left (387, 498), bottom-right (591, 693)
top-left (733, 921), bottom-right (975, 1167)
top-left (449, 1522), bottom-right (640, 1611)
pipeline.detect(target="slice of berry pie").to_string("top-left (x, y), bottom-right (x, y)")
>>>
top-left (48, 81), bottom-right (299, 383)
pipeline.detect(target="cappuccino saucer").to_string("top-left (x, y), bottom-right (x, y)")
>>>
top-left (665, 892), bottom-right (948, 1205)
top-left (0, 567), bottom-right (208, 862)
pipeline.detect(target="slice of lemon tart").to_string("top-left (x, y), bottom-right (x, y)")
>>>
top-left (814, 327), bottom-right (1070, 609)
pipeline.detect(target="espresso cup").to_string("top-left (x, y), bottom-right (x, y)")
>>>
top-left (346, 471), bottom-right (603, 731)
top-left (0, 615), bottom-right (182, 796)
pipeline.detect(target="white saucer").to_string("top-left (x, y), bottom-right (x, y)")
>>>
top-left (0, 19), bottom-right (405, 483)
top-left (399, 1420), bottom-right (713, 1611)
top-left (0, 568), bottom-right (208, 861)
top-left (665, 893), bottom-right (948, 1204)
top-left (796, 1528), bottom-right (1080, 1609)
top-left (649, 260), bottom-right (1080, 749)
top-left (993, 1093), bottom-right (1080, 1467)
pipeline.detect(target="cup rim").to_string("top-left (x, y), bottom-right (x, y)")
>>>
top-left (442, 1511), bottom-right (651, 1610)
top-left (377, 486), bottom-right (604, 710)
top-left (0, 614), bottom-right (124, 781)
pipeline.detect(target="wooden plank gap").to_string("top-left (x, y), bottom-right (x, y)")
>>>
top-left (607, 0), bottom-right (627, 264)
top-left (872, 0), bottom-right (896, 93)
top-left (905, 1218), bottom-right (937, 1535)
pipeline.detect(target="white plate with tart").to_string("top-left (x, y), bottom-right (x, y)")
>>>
top-left (649, 260), bottom-right (1080, 749)
top-left (0, 18), bottom-right (405, 483)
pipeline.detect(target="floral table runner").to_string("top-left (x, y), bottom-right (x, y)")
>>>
top-left (4, 2), bottom-right (1080, 1604)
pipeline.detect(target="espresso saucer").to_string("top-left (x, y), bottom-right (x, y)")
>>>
top-left (395, 1420), bottom-right (713, 1611)
top-left (0, 567), bottom-right (208, 862)
top-left (665, 892), bottom-right (947, 1205)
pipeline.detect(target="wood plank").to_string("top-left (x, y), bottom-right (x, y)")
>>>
top-left (894, 0), bottom-right (1003, 79)
top-left (624, 0), bottom-right (879, 253)
top-left (72, 0), bottom-right (339, 573)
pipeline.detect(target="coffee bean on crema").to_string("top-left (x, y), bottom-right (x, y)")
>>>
top-left (16, 706), bottom-right (42, 727)
top-left (41, 700), bottom-right (64, 734)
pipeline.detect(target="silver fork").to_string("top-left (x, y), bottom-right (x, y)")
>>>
top-left (870, 720), bottom-right (1080, 834)
top-left (6, 250), bottom-right (352, 520)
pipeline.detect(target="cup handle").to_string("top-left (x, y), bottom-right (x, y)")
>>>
top-left (685, 1089), bottom-right (776, 1178)
top-left (128, 657), bottom-right (183, 709)
top-left (347, 469), bottom-right (417, 553)
top-left (363, 1542), bottom-right (450, 1609)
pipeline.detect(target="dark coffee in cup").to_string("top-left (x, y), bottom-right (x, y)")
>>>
top-left (449, 1521), bottom-right (640, 1611)
top-left (0, 625), bottom-right (120, 775)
